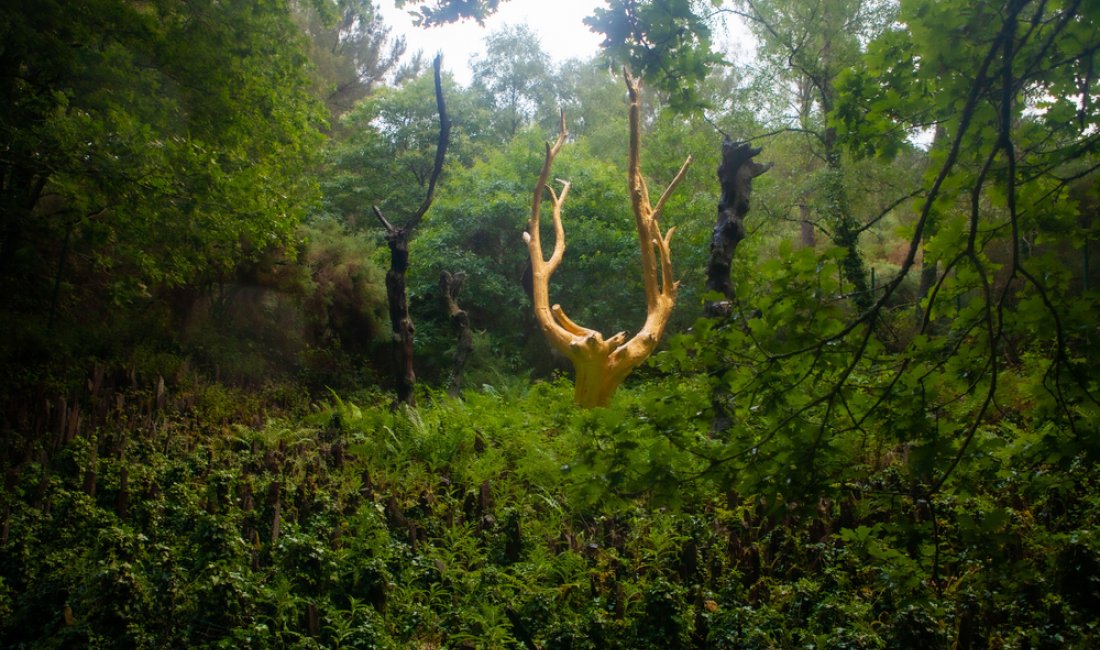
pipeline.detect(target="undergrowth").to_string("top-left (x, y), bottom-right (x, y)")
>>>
top-left (0, 379), bottom-right (1097, 648)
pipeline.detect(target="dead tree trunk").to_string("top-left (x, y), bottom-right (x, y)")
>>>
top-left (378, 228), bottom-right (417, 405)
top-left (526, 70), bottom-right (691, 408)
top-left (440, 270), bottom-right (472, 396)
top-left (706, 138), bottom-right (771, 433)
top-left (705, 138), bottom-right (771, 318)
top-left (372, 55), bottom-right (451, 408)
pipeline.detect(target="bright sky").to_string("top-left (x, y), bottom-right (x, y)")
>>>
top-left (377, 0), bottom-right (606, 86)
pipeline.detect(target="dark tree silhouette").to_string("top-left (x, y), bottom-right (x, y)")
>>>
top-left (373, 55), bottom-right (451, 407)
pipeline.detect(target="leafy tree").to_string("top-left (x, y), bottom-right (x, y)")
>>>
top-left (0, 0), bottom-right (325, 337)
top-left (585, 0), bottom-right (726, 113)
top-left (646, 0), bottom-right (1100, 512)
top-left (834, 0), bottom-right (1100, 321)
top-left (293, 0), bottom-right (407, 119)
top-left (471, 25), bottom-right (557, 141)
top-left (371, 56), bottom-right (451, 407)
top-left (726, 0), bottom-right (899, 312)
top-left (323, 65), bottom-right (488, 230)
top-left (397, 0), bottom-right (505, 26)
top-left (554, 59), bottom-right (630, 156)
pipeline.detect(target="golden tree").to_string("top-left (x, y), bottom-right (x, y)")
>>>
top-left (525, 70), bottom-right (691, 407)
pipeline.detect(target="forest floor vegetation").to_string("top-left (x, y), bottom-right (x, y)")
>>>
top-left (1, 372), bottom-right (1096, 648)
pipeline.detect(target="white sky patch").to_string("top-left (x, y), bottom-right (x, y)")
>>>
top-left (378, 0), bottom-right (606, 86)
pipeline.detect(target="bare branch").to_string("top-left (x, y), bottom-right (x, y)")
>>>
top-left (525, 76), bottom-right (688, 407)
top-left (854, 188), bottom-right (925, 235)
top-left (408, 54), bottom-right (451, 231)
top-left (526, 111), bottom-right (574, 357)
top-left (372, 205), bottom-right (396, 233)
top-left (552, 304), bottom-right (595, 338)
top-left (653, 156), bottom-right (694, 219)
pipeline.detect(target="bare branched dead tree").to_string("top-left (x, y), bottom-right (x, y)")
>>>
top-left (525, 70), bottom-right (691, 408)
top-left (439, 270), bottom-right (472, 397)
top-left (705, 138), bottom-right (772, 318)
top-left (373, 54), bottom-right (450, 408)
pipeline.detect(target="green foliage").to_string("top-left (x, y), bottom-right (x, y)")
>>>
top-left (585, 0), bottom-right (726, 113)
top-left (322, 67), bottom-right (482, 228)
top-left (397, 0), bottom-right (503, 27)
top-left (0, 0), bottom-right (325, 300)
top-left (409, 129), bottom-right (671, 377)
top-left (296, 220), bottom-right (389, 357)
top-left (293, 0), bottom-right (405, 119)
top-left (0, 0), bottom-right (330, 396)
top-left (2, 380), bottom-right (1098, 647)
top-left (554, 60), bottom-right (630, 155)
top-left (471, 25), bottom-right (557, 141)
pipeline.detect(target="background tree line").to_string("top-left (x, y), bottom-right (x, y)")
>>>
top-left (3, 0), bottom-right (1097, 461)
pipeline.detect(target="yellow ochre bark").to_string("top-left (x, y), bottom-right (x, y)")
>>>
top-left (525, 70), bottom-right (692, 408)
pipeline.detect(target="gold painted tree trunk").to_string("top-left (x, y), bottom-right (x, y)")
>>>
top-left (525, 70), bottom-right (691, 408)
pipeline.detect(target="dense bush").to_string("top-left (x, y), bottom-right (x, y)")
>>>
top-left (1, 378), bottom-right (1096, 648)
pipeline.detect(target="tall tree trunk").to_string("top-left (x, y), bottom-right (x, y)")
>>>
top-left (705, 138), bottom-right (771, 432)
top-left (822, 114), bottom-right (873, 313)
top-left (371, 55), bottom-right (450, 408)
top-left (705, 138), bottom-right (772, 318)
top-left (382, 229), bottom-right (416, 406)
top-left (440, 270), bottom-right (472, 397)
